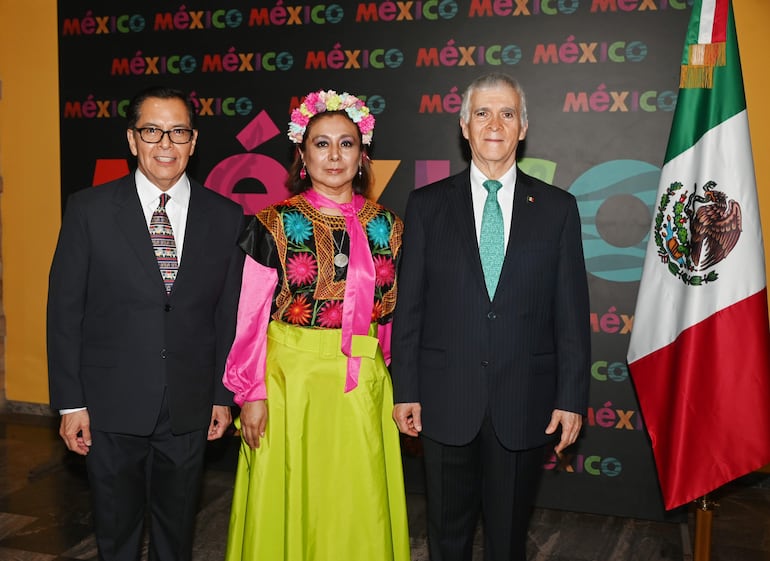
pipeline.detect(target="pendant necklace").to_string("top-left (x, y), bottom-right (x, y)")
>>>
top-left (326, 218), bottom-right (349, 268)
top-left (333, 231), bottom-right (349, 268)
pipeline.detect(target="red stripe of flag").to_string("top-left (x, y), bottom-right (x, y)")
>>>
top-left (711, 0), bottom-right (729, 42)
top-left (631, 290), bottom-right (770, 509)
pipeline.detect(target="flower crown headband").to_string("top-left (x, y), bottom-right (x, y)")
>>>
top-left (288, 89), bottom-right (375, 145)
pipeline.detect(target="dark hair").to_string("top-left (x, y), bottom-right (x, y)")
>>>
top-left (126, 86), bottom-right (196, 129)
top-left (285, 111), bottom-right (373, 197)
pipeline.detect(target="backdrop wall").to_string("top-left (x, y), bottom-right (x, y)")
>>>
top-left (2, 0), bottom-right (769, 520)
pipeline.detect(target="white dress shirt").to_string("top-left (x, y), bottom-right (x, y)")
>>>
top-left (135, 169), bottom-right (190, 261)
top-left (470, 162), bottom-right (517, 252)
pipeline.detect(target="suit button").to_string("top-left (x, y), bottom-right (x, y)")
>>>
top-left (481, 360), bottom-right (489, 367)
top-left (487, 311), bottom-right (497, 320)
top-left (160, 349), bottom-right (167, 359)
top-left (164, 304), bottom-right (172, 312)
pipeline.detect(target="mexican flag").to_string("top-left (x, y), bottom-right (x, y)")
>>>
top-left (627, 0), bottom-right (770, 511)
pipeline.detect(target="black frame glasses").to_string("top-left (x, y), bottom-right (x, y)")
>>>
top-left (133, 127), bottom-right (195, 144)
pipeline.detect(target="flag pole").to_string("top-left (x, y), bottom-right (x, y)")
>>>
top-left (693, 494), bottom-right (718, 561)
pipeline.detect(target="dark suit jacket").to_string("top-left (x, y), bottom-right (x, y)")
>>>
top-left (391, 167), bottom-right (590, 450)
top-left (47, 174), bottom-right (245, 436)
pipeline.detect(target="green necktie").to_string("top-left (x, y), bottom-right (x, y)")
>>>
top-left (480, 179), bottom-right (504, 298)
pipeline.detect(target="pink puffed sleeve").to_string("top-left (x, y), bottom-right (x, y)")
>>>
top-left (378, 322), bottom-right (392, 366)
top-left (223, 257), bottom-right (278, 406)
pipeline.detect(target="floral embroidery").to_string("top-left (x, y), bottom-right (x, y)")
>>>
top-left (283, 211), bottom-right (313, 245)
top-left (286, 253), bottom-right (318, 286)
top-left (285, 294), bottom-right (312, 325)
top-left (373, 255), bottom-right (396, 287)
top-left (317, 300), bottom-right (344, 328)
top-left (367, 215), bottom-right (391, 249)
top-left (258, 195), bottom-right (401, 327)
top-left (370, 301), bottom-right (383, 322)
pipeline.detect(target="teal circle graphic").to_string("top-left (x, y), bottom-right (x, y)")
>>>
top-left (569, 160), bottom-right (659, 282)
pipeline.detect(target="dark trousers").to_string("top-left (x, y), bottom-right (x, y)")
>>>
top-left (85, 395), bottom-right (207, 561)
top-left (421, 414), bottom-right (545, 561)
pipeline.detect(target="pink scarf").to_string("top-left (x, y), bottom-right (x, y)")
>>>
top-left (303, 189), bottom-right (375, 392)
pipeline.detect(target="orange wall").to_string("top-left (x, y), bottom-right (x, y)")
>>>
top-left (1, 0), bottom-right (769, 404)
top-left (733, 0), bottom-right (770, 291)
top-left (0, 0), bottom-right (61, 403)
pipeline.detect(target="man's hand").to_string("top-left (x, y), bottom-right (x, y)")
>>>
top-left (59, 410), bottom-right (92, 455)
top-left (208, 405), bottom-right (232, 441)
top-left (393, 402), bottom-right (422, 437)
top-left (240, 400), bottom-right (267, 449)
top-left (545, 409), bottom-right (583, 455)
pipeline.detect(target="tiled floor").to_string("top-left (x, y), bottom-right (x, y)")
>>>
top-left (1, 411), bottom-right (768, 560)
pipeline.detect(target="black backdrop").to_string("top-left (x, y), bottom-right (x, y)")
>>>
top-left (58, 0), bottom-right (693, 521)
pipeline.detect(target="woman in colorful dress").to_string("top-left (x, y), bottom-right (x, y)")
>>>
top-left (222, 90), bottom-right (410, 561)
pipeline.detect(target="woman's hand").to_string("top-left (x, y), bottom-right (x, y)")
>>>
top-left (240, 400), bottom-right (268, 449)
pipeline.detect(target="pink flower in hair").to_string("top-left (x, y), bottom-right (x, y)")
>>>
top-left (287, 89), bottom-right (375, 145)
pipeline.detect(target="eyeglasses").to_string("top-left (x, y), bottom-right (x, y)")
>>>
top-left (133, 127), bottom-right (195, 144)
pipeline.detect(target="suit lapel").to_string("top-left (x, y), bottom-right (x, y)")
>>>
top-left (173, 181), bottom-right (210, 290)
top-left (447, 170), bottom-right (488, 297)
top-left (113, 176), bottom-right (168, 294)
top-left (498, 168), bottom-right (536, 287)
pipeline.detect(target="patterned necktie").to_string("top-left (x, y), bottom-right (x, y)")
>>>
top-left (150, 193), bottom-right (178, 293)
top-left (479, 179), bottom-right (505, 298)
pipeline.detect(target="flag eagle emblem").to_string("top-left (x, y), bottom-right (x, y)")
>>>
top-left (655, 180), bottom-right (742, 286)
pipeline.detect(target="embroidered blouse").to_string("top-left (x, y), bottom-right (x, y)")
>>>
top-left (223, 192), bottom-right (403, 405)
top-left (243, 193), bottom-right (401, 326)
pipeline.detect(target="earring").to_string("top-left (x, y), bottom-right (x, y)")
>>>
top-left (300, 164), bottom-right (307, 180)
top-left (358, 163), bottom-right (362, 179)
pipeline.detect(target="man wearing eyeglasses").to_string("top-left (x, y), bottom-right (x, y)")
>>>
top-left (47, 86), bottom-right (245, 561)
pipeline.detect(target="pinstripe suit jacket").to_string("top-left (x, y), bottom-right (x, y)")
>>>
top-left (391, 167), bottom-right (590, 450)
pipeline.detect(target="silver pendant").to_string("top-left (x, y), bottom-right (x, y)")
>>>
top-left (334, 253), bottom-right (349, 268)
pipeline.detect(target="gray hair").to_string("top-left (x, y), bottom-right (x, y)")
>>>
top-left (459, 73), bottom-right (528, 128)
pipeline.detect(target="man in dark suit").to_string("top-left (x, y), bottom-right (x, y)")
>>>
top-left (47, 87), bottom-right (244, 561)
top-left (392, 73), bottom-right (590, 561)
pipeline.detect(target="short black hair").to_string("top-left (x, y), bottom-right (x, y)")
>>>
top-left (126, 86), bottom-right (196, 129)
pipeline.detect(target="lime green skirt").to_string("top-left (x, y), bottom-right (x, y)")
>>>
top-left (225, 321), bottom-right (410, 561)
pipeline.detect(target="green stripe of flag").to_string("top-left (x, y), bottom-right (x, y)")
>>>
top-left (665, 1), bottom-right (746, 164)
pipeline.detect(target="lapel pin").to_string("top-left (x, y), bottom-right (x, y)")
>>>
top-left (527, 195), bottom-right (535, 203)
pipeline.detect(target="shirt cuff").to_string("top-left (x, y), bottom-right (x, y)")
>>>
top-left (59, 407), bottom-right (87, 415)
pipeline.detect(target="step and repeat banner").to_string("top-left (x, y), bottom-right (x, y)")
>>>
top-left (58, 0), bottom-right (692, 521)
